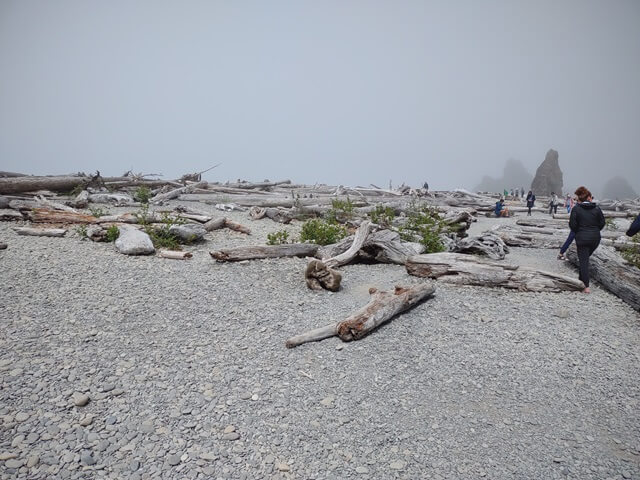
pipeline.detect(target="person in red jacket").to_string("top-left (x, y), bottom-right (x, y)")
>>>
top-left (569, 186), bottom-right (605, 293)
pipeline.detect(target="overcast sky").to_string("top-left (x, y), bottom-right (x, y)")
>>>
top-left (1, 1), bottom-right (639, 194)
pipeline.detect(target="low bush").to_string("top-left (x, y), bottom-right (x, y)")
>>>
top-left (267, 230), bottom-right (291, 245)
top-left (134, 185), bottom-right (152, 204)
top-left (300, 219), bottom-right (348, 246)
top-left (105, 225), bottom-right (120, 242)
top-left (398, 203), bottom-right (448, 253)
top-left (369, 205), bottom-right (396, 227)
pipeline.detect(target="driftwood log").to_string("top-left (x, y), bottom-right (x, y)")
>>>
top-left (406, 253), bottom-right (585, 292)
top-left (0, 209), bottom-right (24, 221)
top-left (203, 217), bottom-right (251, 234)
top-left (453, 233), bottom-right (508, 260)
top-left (566, 246), bottom-right (640, 311)
top-left (249, 206), bottom-right (292, 224)
top-left (285, 283), bottom-right (436, 348)
top-left (210, 243), bottom-right (318, 262)
top-left (158, 249), bottom-right (193, 260)
top-left (151, 181), bottom-right (208, 204)
top-left (27, 209), bottom-right (97, 224)
top-left (13, 227), bottom-right (67, 237)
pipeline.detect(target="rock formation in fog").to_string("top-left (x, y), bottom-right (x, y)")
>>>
top-left (601, 176), bottom-right (638, 200)
top-left (475, 159), bottom-right (533, 193)
top-left (530, 149), bottom-right (563, 196)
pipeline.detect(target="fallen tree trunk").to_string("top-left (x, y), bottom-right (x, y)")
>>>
top-left (210, 243), bottom-right (318, 262)
top-left (13, 227), bottom-right (67, 237)
top-left (406, 252), bottom-right (585, 292)
top-left (323, 221), bottom-right (371, 268)
top-left (453, 233), bottom-right (509, 260)
top-left (225, 179), bottom-right (292, 190)
top-left (566, 246), bottom-right (640, 311)
top-left (0, 175), bottom-right (135, 195)
top-left (27, 208), bottom-right (97, 224)
top-left (285, 283), bottom-right (436, 348)
top-left (516, 218), bottom-right (568, 229)
top-left (249, 206), bottom-right (292, 224)
top-left (151, 181), bottom-right (208, 204)
top-left (0, 209), bottom-right (24, 221)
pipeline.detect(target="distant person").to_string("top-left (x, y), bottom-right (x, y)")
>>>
top-left (423, 181), bottom-right (429, 191)
top-left (565, 194), bottom-right (575, 213)
top-left (526, 190), bottom-right (536, 216)
top-left (503, 188), bottom-right (509, 198)
top-left (548, 192), bottom-right (559, 214)
top-left (520, 187), bottom-right (525, 197)
top-left (495, 199), bottom-right (509, 217)
top-left (627, 214), bottom-right (640, 237)
top-left (569, 186), bottom-right (605, 293)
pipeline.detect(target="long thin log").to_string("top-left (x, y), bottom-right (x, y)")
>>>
top-left (13, 227), bottom-right (67, 237)
top-left (285, 283), bottom-right (436, 348)
top-left (225, 179), bottom-right (292, 189)
top-left (27, 208), bottom-right (97, 224)
top-left (210, 243), bottom-right (318, 262)
top-left (151, 181), bottom-right (208, 204)
top-left (0, 175), bottom-right (139, 195)
top-left (566, 246), bottom-right (640, 311)
top-left (406, 252), bottom-right (585, 292)
top-left (323, 221), bottom-right (371, 268)
top-left (158, 249), bottom-right (193, 260)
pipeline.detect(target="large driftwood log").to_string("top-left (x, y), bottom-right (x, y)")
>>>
top-left (516, 218), bottom-right (568, 229)
top-left (249, 206), bottom-right (292, 224)
top-left (210, 243), bottom-right (318, 262)
top-left (0, 174), bottom-right (137, 195)
top-left (406, 253), bottom-right (585, 292)
top-left (151, 181), bottom-right (208, 204)
top-left (13, 227), bottom-right (67, 237)
top-left (566, 246), bottom-right (640, 311)
top-left (323, 221), bottom-right (371, 268)
top-left (225, 179), bottom-right (292, 190)
top-left (27, 208), bottom-right (97, 224)
top-left (453, 233), bottom-right (509, 260)
top-left (285, 283), bottom-right (436, 348)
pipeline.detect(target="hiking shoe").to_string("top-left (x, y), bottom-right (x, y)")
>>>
top-left (557, 253), bottom-right (566, 260)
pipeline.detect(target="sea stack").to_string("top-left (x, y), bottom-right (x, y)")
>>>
top-left (531, 149), bottom-right (563, 196)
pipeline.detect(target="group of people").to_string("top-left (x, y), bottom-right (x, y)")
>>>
top-left (497, 186), bottom-right (640, 294)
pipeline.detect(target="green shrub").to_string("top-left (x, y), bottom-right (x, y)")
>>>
top-left (369, 205), bottom-right (396, 227)
top-left (300, 218), bottom-right (348, 246)
top-left (142, 212), bottom-right (186, 250)
top-left (134, 185), bottom-right (152, 204)
top-left (398, 203), bottom-right (448, 253)
top-left (105, 225), bottom-right (120, 242)
top-left (621, 234), bottom-right (640, 269)
top-left (326, 197), bottom-right (355, 224)
top-left (89, 206), bottom-right (108, 218)
top-left (134, 204), bottom-right (152, 226)
top-left (267, 230), bottom-right (291, 245)
top-left (75, 224), bottom-right (88, 240)
top-left (604, 217), bottom-right (618, 231)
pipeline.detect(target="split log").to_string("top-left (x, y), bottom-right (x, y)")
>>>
top-left (13, 227), bottom-right (67, 237)
top-left (285, 283), bottom-right (436, 348)
top-left (150, 181), bottom-right (208, 204)
top-left (305, 259), bottom-right (342, 291)
top-left (249, 206), bottom-right (292, 224)
top-left (27, 208), bottom-right (97, 224)
top-left (0, 209), bottom-right (24, 221)
top-left (406, 253), bottom-right (585, 292)
top-left (158, 249), bottom-right (193, 260)
top-left (566, 246), bottom-right (640, 311)
top-left (453, 233), bottom-right (509, 260)
top-left (210, 243), bottom-right (318, 262)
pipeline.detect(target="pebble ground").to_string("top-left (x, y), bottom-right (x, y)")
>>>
top-left (0, 204), bottom-right (638, 479)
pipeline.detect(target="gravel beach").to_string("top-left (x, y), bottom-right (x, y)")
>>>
top-left (1, 204), bottom-right (639, 479)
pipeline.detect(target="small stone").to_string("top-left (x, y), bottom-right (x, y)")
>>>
top-left (199, 452), bottom-right (217, 461)
top-left (622, 472), bottom-right (631, 479)
top-left (251, 394), bottom-right (259, 401)
top-left (167, 454), bottom-right (181, 466)
top-left (5, 459), bottom-right (24, 469)
top-left (81, 453), bottom-right (96, 466)
top-left (264, 454), bottom-right (275, 464)
top-left (277, 462), bottom-right (290, 472)
top-left (239, 392), bottom-right (252, 400)
top-left (335, 344), bottom-right (344, 351)
top-left (356, 466), bottom-right (370, 474)
top-left (80, 415), bottom-right (93, 426)
top-left (223, 425), bottom-right (236, 434)
top-left (111, 388), bottom-right (125, 396)
top-left (101, 384), bottom-right (115, 393)
top-left (222, 432), bottom-right (240, 441)
top-left (390, 461), bottom-right (405, 470)
top-left (320, 395), bottom-right (335, 407)
top-left (0, 452), bottom-right (17, 460)
top-left (130, 459), bottom-right (140, 471)
top-left (15, 412), bottom-right (29, 422)
top-left (72, 393), bottom-right (90, 407)
top-left (26, 455), bottom-right (39, 468)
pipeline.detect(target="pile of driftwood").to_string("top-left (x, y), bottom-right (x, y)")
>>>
top-left (2, 171), bottom-right (639, 337)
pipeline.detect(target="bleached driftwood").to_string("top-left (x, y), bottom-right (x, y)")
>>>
top-left (305, 259), bottom-right (342, 291)
top-left (203, 217), bottom-right (251, 234)
top-left (453, 233), bottom-right (509, 260)
top-left (566, 246), bottom-right (640, 311)
top-left (249, 206), bottom-right (292, 224)
top-left (285, 283), bottom-right (436, 348)
top-left (516, 218), bottom-right (568, 229)
top-left (158, 249), bottom-right (193, 260)
top-left (323, 221), bottom-right (371, 268)
top-left (0, 209), bottom-right (24, 221)
top-left (406, 252), bottom-right (585, 292)
top-left (151, 181), bottom-right (208, 204)
top-left (0, 175), bottom-right (110, 195)
top-left (13, 227), bottom-right (67, 237)
top-left (210, 243), bottom-right (318, 262)
top-left (36, 195), bottom-right (79, 213)
top-left (225, 179), bottom-right (292, 190)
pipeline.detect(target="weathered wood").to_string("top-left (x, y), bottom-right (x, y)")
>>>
top-left (516, 218), bottom-right (568, 229)
top-left (0, 175), bottom-right (134, 195)
top-left (0, 209), bottom-right (24, 221)
top-left (151, 181), bottom-right (208, 204)
top-left (566, 246), bottom-right (640, 311)
top-left (285, 283), bottom-right (436, 348)
top-left (13, 227), bottom-right (67, 237)
top-left (158, 249), bottom-right (193, 260)
top-left (27, 208), bottom-right (97, 224)
top-left (453, 233), bottom-right (509, 260)
top-left (203, 217), bottom-right (226, 231)
top-left (35, 195), bottom-right (79, 213)
top-left (223, 219), bottom-right (251, 234)
top-left (210, 243), bottom-right (318, 262)
top-left (554, 211), bottom-right (633, 220)
top-left (0, 171), bottom-right (28, 178)
top-left (323, 221), bottom-right (371, 268)
top-left (305, 259), bottom-right (342, 291)
top-left (406, 253), bottom-right (585, 292)
top-left (249, 206), bottom-right (292, 224)
top-left (225, 179), bottom-right (292, 190)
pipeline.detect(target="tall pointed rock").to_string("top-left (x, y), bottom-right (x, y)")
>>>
top-left (531, 149), bottom-right (563, 196)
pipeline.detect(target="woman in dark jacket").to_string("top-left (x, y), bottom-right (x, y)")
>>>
top-left (569, 186), bottom-right (605, 293)
top-left (526, 191), bottom-right (535, 216)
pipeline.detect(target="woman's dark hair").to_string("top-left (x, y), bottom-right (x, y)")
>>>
top-left (574, 186), bottom-right (591, 202)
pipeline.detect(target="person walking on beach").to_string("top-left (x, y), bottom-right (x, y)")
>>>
top-left (565, 194), bottom-right (574, 213)
top-left (627, 214), bottom-right (640, 237)
top-left (569, 186), bottom-right (605, 293)
top-left (549, 192), bottom-right (559, 214)
top-left (526, 190), bottom-right (535, 216)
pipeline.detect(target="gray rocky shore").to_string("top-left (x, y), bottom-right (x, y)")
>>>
top-left (1, 204), bottom-right (639, 480)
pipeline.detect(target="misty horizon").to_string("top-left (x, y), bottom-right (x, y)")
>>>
top-left (1, 1), bottom-right (639, 196)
